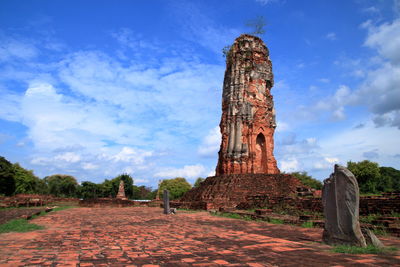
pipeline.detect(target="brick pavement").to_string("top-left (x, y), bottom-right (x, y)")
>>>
top-left (0, 207), bottom-right (399, 266)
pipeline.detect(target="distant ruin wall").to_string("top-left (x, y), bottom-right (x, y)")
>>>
top-left (237, 194), bottom-right (400, 215)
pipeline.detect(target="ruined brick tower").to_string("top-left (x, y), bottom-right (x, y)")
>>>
top-left (216, 34), bottom-right (279, 175)
top-left (177, 35), bottom-right (301, 210)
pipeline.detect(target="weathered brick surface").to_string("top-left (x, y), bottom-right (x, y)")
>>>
top-left (79, 198), bottom-right (136, 207)
top-left (216, 34), bottom-right (279, 175)
top-left (0, 207), bottom-right (399, 266)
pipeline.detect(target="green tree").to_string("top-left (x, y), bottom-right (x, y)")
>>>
top-left (132, 185), bottom-right (155, 200)
top-left (13, 163), bottom-right (41, 194)
top-left (347, 160), bottom-right (381, 194)
top-left (99, 179), bottom-right (114, 197)
top-left (0, 156), bottom-right (15, 196)
top-left (147, 189), bottom-right (158, 200)
top-left (35, 178), bottom-right (49, 195)
top-left (79, 181), bottom-right (100, 199)
top-left (194, 177), bottom-right (205, 187)
top-left (290, 171), bottom-right (322, 190)
top-left (110, 174), bottom-right (134, 199)
top-left (159, 177), bottom-right (192, 200)
top-left (380, 166), bottom-right (400, 192)
top-left (44, 174), bottom-right (79, 197)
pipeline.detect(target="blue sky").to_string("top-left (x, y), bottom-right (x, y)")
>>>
top-left (1, 0), bottom-right (399, 187)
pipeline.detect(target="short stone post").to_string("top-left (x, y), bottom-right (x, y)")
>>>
top-left (163, 190), bottom-right (170, 214)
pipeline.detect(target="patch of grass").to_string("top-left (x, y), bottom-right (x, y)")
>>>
top-left (246, 208), bottom-right (257, 213)
top-left (268, 218), bottom-right (284, 224)
top-left (218, 212), bottom-right (242, 219)
top-left (0, 205), bottom-right (76, 234)
top-left (360, 193), bottom-right (381, 197)
top-left (372, 228), bottom-right (389, 236)
top-left (301, 221), bottom-right (314, 228)
top-left (0, 219), bottom-right (44, 233)
top-left (332, 245), bottom-right (398, 255)
top-left (388, 211), bottom-right (400, 218)
top-left (51, 206), bottom-right (76, 212)
top-left (211, 212), bottom-right (253, 221)
top-left (177, 208), bottom-right (199, 213)
top-left (360, 214), bottom-right (379, 224)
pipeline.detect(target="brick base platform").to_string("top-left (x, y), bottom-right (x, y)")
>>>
top-left (177, 174), bottom-right (302, 210)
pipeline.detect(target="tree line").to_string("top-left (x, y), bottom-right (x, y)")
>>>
top-left (0, 156), bottom-right (203, 200)
top-left (1, 155), bottom-right (398, 199)
top-left (289, 160), bottom-right (400, 194)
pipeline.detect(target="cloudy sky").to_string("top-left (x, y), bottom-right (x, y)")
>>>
top-left (1, 0), bottom-right (399, 187)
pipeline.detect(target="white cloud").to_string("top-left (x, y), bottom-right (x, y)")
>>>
top-left (154, 164), bottom-right (206, 179)
top-left (319, 122), bottom-right (399, 167)
top-left (171, 2), bottom-right (241, 55)
top-left (313, 157), bottom-right (339, 170)
top-left (0, 87), bottom-right (21, 121)
top-left (362, 6), bottom-right (379, 14)
top-left (0, 37), bottom-right (38, 61)
top-left (0, 33), bottom-right (226, 183)
top-left (112, 147), bottom-right (153, 164)
top-left (276, 121), bottom-right (289, 132)
top-left (318, 78), bottom-right (330, 83)
top-left (395, 0), bottom-right (400, 15)
top-left (207, 170), bottom-right (216, 177)
top-left (55, 152), bottom-right (81, 163)
top-left (279, 158), bottom-right (299, 172)
top-left (353, 19), bottom-right (400, 128)
top-left (314, 85), bottom-right (351, 120)
top-left (198, 126), bottom-right (221, 157)
top-left (364, 19), bottom-right (400, 64)
top-left (82, 162), bottom-right (98, 170)
top-left (111, 28), bottom-right (157, 51)
top-left (134, 178), bottom-right (150, 184)
top-left (325, 157), bottom-right (339, 164)
top-left (325, 32), bottom-right (337, 40)
top-left (255, 0), bottom-right (279, 5)
top-left (319, 19), bottom-right (400, 129)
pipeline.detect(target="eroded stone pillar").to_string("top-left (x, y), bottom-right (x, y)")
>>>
top-left (216, 34), bottom-right (279, 175)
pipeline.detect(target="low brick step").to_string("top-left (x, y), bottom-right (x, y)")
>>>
top-left (255, 209), bottom-right (272, 215)
top-left (387, 227), bottom-right (400, 237)
top-left (310, 220), bottom-right (324, 228)
top-left (377, 216), bottom-right (399, 221)
top-left (299, 215), bottom-right (312, 221)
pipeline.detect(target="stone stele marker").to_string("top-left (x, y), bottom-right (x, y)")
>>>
top-left (163, 190), bottom-right (170, 214)
top-left (322, 164), bottom-right (366, 247)
top-left (116, 180), bottom-right (127, 200)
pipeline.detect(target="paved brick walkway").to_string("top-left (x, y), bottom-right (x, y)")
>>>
top-left (0, 207), bottom-right (399, 266)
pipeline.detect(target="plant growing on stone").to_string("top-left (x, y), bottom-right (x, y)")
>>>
top-left (222, 45), bottom-right (232, 58)
top-left (301, 221), bottom-right (314, 228)
top-left (194, 177), bottom-right (205, 187)
top-left (290, 171), bottom-right (322, 190)
top-left (245, 15), bottom-right (266, 36)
